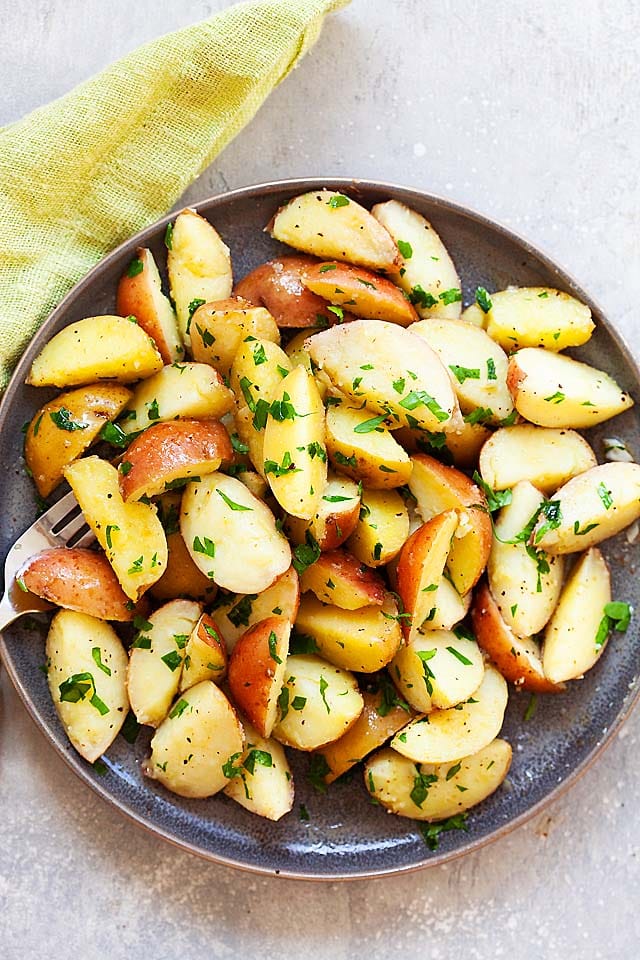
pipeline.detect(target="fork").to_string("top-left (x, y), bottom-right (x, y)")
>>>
top-left (0, 491), bottom-right (94, 631)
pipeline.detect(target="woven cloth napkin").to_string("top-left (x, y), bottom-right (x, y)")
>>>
top-left (0, 0), bottom-right (349, 390)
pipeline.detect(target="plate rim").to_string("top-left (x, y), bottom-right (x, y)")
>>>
top-left (1, 175), bottom-right (639, 881)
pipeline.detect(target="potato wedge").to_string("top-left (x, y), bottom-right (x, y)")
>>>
top-left (397, 511), bottom-right (459, 642)
top-left (391, 629), bottom-right (484, 712)
top-left (180, 472), bottom-right (291, 594)
top-left (303, 261), bottom-right (418, 326)
top-left (223, 720), bottom-right (294, 820)
top-left (272, 654), bottom-right (363, 751)
top-left (316, 687), bottom-right (413, 784)
top-left (24, 383), bottom-right (132, 497)
top-left (22, 547), bottom-right (140, 622)
top-left (64, 457), bottom-right (167, 601)
top-left (543, 548), bottom-right (612, 682)
top-left (285, 329), bottom-right (326, 390)
top-left (461, 302), bottom-right (487, 328)
top-left (507, 348), bottom-right (634, 428)
top-left (268, 190), bottom-right (399, 271)
top-left (346, 487), bottom-right (410, 567)
top-left (285, 472), bottom-right (359, 551)
top-left (262, 365), bottom-right (327, 520)
top-left (408, 454), bottom-right (492, 595)
top-left (149, 494), bottom-right (217, 603)
top-left (212, 567), bottom-right (300, 651)
top-left (325, 402), bottom-right (412, 489)
top-left (144, 681), bottom-right (243, 798)
top-left (390, 665), bottom-right (508, 763)
top-left (395, 419), bottom-right (492, 470)
top-left (179, 614), bottom-right (228, 691)
top-left (190, 298), bottom-right (280, 376)
top-left (410, 317), bottom-right (514, 425)
top-left (371, 200), bottom-right (462, 319)
top-left (227, 616), bottom-right (290, 737)
top-left (127, 599), bottom-right (202, 727)
top-left (488, 481), bottom-right (564, 637)
top-left (294, 592), bottom-right (402, 672)
top-left (234, 255), bottom-right (340, 328)
top-left (486, 287), bottom-right (594, 352)
top-left (27, 315), bottom-right (163, 387)
top-left (471, 582), bottom-right (563, 693)
top-left (423, 577), bottom-right (471, 632)
top-left (479, 424), bottom-right (597, 494)
top-left (365, 739), bottom-right (512, 820)
top-left (119, 420), bottom-right (231, 501)
top-left (532, 462), bottom-right (640, 554)
top-left (167, 208), bottom-right (232, 346)
top-left (299, 548), bottom-right (385, 609)
top-left (46, 609), bottom-right (129, 762)
top-left (116, 247), bottom-right (182, 363)
top-left (119, 362), bottom-right (234, 436)
top-left (305, 319), bottom-right (458, 432)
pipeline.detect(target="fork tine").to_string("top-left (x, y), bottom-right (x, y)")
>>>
top-left (56, 512), bottom-right (91, 546)
top-left (36, 491), bottom-right (80, 533)
top-left (72, 529), bottom-right (96, 549)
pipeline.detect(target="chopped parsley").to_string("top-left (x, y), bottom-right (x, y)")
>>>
top-left (169, 698), bottom-right (189, 719)
top-left (217, 488), bottom-right (252, 511)
top-left (410, 770), bottom-right (438, 808)
top-left (419, 813), bottom-right (468, 849)
top-left (534, 499), bottom-right (562, 543)
top-left (292, 532), bottom-right (321, 575)
top-left (397, 240), bottom-right (413, 259)
top-left (409, 285), bottom-right (438, 309)
top-left (164, 222), bottom-right (174, 249)
top-left (49, 408), bottom-right (88, 432)
top-left (475, 286), bottom-right (492, 313)
top-left (126, 258), bottom-right (144, 277)
top-left (91, 647), bottom-right (111, 676)
top-left (161, 650), bottom-right (182, 672)
top-left (354, 414), bottom-right (388, 433)
top-left (597, 482), bottom-right (614, 510)
top-left (449, 364), bottom-right (480, 384)
top-left (268, 630), bottom-right (282, 664)
top-left (193, 536), bottom-right (216, 558)
top-left (439, 288), bottom-right (462, 305)
top-left (105, 524), bottom-right (120, 549)
top-left (99, 421), bottom-right (129, 447)
top-left (595, 601), bottom-right (632, 651)
top-left (319, 675), bottom-right (331, 713)
top-left (544, 391), bottom-right (565, 404)
top-left (446, 646), bottom-right (473, 666)
top-left (59, 672), bottom-right (108, 715)
top-left (471, 472), bottom-right (513, 513)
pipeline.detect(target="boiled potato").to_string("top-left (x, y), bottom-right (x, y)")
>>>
top-left (543, 548), bottom-right (611, 682)
top-left (27, 315), bottom-right (163, 387)
top-left (267, 190), bottom-right (399, 271)
top-left (64, 456), bottom-right (167, 601)
top-left (365, 739), bottom-right (512, 820)
top-left (223, 720), bottom-right (294, 820)
top-left (167, 208), bottom-right (232, 345)
top-left (179, 613), bottom-right (228, 690)
top-left (325, 402), bottom-right (412, 489)
top-left (507, 348), bottom-right (634, 428)
top-left (299, 548), bottom-right (385, 609)
top-left (116, 247), bottom-right (182, 363)
top-left (272, 654), bottom-right (364, 750)
top-left (346, 487), bottom-right (410, 567)
top-left (227, 616), bottom-right (290, 737)
top-left (285, 329), bottom-right (327, 392)
top-left (46, 609), bottom-right (129, 762)
top-left (410, 317), bottom-right (514, 425)
top-left (424, 576), bottom-right (471, 632)
top-left (485, 287), bottom-right (594, 352)
top-left (390, 665), bottom-right (508, 763)
top-left (397, 511), bottom-right (459, 642)
top-left (149, 494), bottom-right (218, 603)
top-left (391, 629), bottom-right (484, 712)
top-left (371, 200), bottom-right (462, 319)
top-left (262, 365), bottom-right (327, 520)
top-left (119, 362), bottom-right (234, 436)
top-left (489, 480), bottom-right (564, 638)
top-left (127, 600), bottom-right (202, 726)
top-left (285, 472), bottom-right (360, 550)
top-left (395, 419), bottom-right (492, 469)
top-left (294, 592), bottom-right (402, 672)
top-left (235, 255), bottom-right (340, 328)
top-left (144, 681), bottom-right (244, 798)
top-left (24, 383), bottom-right (132, 497)
top-left (460, 302), bottom-right (487, 328)
top-left (532, 462), bottom-right (640, 553)
top-left (190, 299), bottom-right (280, 376)
top-left (211, 567), bottom-right (300, 651)
top-left (305, 319), bottom-right (459, 432)
top-left (180, 472), bottom-right (291, 594)
top-left (479, 424), bottom-right (597, 494)
top-left (302, 261), bottom-right (418, 326)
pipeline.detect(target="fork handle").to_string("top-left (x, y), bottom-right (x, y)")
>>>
top-left (0, 594), bottom-right (21, 633)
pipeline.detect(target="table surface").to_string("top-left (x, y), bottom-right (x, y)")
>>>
top-left (2, 1), bottom-right (640, 957)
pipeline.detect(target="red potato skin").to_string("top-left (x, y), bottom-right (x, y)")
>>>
top-left (116, 247), bottom-right (176, 364)
top-left (303, 262), bottom-right (419, 327)
top-left (471, 582), bottom-right (564, 694)
top-left (300, 549), bottom-right (386, 606)
top-left (396, 511), bottom-right (458, 641)
top-left (285, 499), bottom-right (360, 551)
top-left (21, 547), bottom-right (147, 621)
top-left (227, 616), bottom-right (290, 736)
top-left (119, 419), bottom-right (233, 501)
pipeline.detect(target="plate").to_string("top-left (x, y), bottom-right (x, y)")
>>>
top-left (1, 178), bottom-right (639, 880)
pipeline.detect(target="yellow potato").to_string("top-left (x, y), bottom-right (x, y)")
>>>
top-left (285, 472), bottom-right (360, 550)
top-left (423, 577), bottom-right (471, 632)
top-left (460, 302), bottom-right (487, 328)
top-left (179, 613), bottom-right (227, 691)
top-left (212, 567), bottom-right (300, 651)
top-left (346, 488), bottom-right (410, 567)
top-left (479, 424), bottom-right (597, 494)
top-left (190, 299), bottom-right (280, 377)
top-left (117, 246), bottom-right (182, 363)
top-left (486, 287), bottom-right (594, 352)
top-left (64, 456), bottom-right (167, 601)
top-left (46, 610), bottom-right (129, 763)
top-left (223, 720), bottom-right (294, 821)
top-left (395, 419), bottom-right (492, 470)
top-left (149, 494), bottom-right (218, 604)
top-left (285, 330), bottom-right (326, 395)
top-left (298, 548), bottom-right (385, 609)
top-left (397, 511), bottom-right (459, 643)
top-left (27, 315), bottom-right (163, 387)
top-left (325, 402), bottom-right (412, 489)
top-left (391, 629), bottom-right (484, 712)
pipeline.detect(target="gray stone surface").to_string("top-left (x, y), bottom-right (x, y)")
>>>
top-left (1, 0), bottom-right (640, 956)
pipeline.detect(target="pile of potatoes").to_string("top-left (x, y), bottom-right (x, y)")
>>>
top-left (20, 190), bottom-right (637, 831)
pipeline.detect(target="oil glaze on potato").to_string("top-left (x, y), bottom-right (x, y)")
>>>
top-left (119, 362), bottom-right (234, 435)
top-left (486, 287), bottom-right (594, 352)
top-left (190, 299), bottom-right (280, 376)
top-left (212, 567), bottom-right (300, 651)
top-left (235, 255), bottom-right (340, 328)
top-left (227, 616), bottom-right (290, 737)
top-left (223, 719), bottom-right (294, 820)
top-left (391, 629), bottom-right (484, 712)
top-left (325, 402), bottom-right (412, 489)
top-left (116, 247), bottom-right (182, 362)
top-left (478, 424), bottom-right (597, 494)
top-left (179, 613), bottom-right (228, 691)
top-left (299, 548), bottom-right (386, 609)
top-left (346, 487), bottom-right (410, 567)
top-left (397, 511), bottom-right (459, 642)
top-left (303, 261), bottom-right (418, 326)
top-left (285, 472), bottom-right (360, 550)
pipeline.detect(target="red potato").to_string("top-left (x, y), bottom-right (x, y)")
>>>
top-left (234, 256), bottom-right (349, 328)
top-left (227, 616), bottom-right (291, 737)
top-left (119, 420), bottom-right (232, 502)
top-left (299, 549), bottom-right (386, 609)
top-left (116, 247), bottom-right (182, 363)
top-left (471, 582), bottom-right (564, 694)
top-left (397, 511), bottom-right (459, 642)
top-left (20, 547), bottom-right (145, 622)
top-left (179, 613), bottom-right (228, 690)
top-left (210, 566), bottom-right (300, 651)
top-left (303, 261), bottom-right (418, 327)
top-left (285, 473), bottom-right (360, 550)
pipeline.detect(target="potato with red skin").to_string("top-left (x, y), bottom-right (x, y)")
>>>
top-left (471, 582), bottom-right (564, 693)
top-left (227, 616), bottom-right (290, 737)
top-left (210, 567), bottom-right (300, 652)
top-left (397, 511), bottom-right (459, 642)
top-left (150, 494), bottom-right (217, 604)
top-left (235, 256), bottom-right (346, 328)
top-left (116, 248), bottom-right (182, 363)
top-left (302, 262), bottom-right (418, 326)
top-left (179, 613), bottom-right (228, 690)
top-left (300, 549), bottom-right (386, 609)
top-left (285, 473), bottom-right (360, 550)
top-left (21, 547), bottom-right (145, 622)
top-left (119, 420), bottom-right (232, 502)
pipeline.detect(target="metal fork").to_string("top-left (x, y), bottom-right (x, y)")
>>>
top-left (0, 491), bottom-right (94, 631)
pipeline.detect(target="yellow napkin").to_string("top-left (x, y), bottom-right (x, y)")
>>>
top-left (0, 0), bottom-right (349, 390)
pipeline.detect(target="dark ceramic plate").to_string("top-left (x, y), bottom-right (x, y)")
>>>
top-left (1, 178), bottom-right (639, 880)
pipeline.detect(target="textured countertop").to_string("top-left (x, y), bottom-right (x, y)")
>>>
top-left (2, 2), bottom-right (639, 957)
